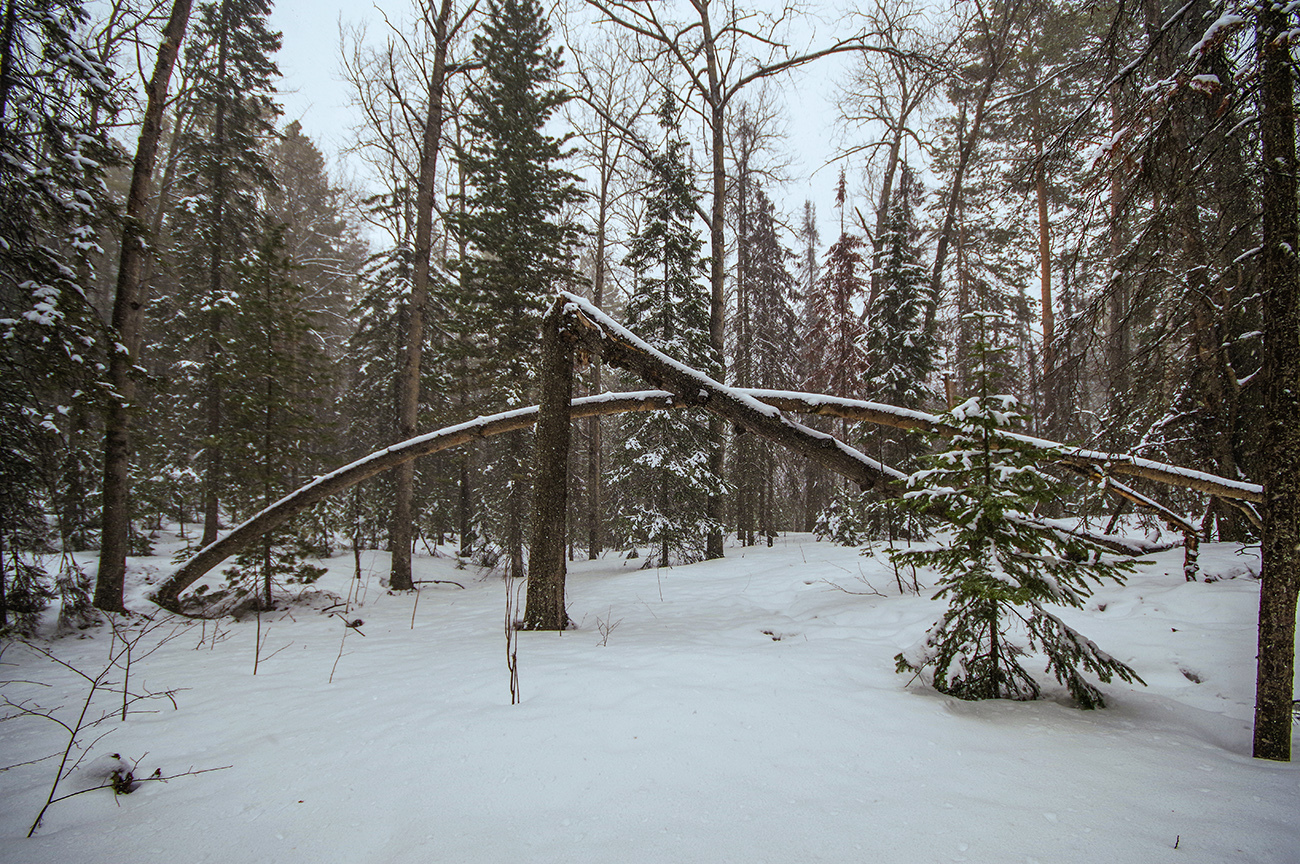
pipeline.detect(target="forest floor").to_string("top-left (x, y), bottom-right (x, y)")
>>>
top-left (0, 528), bottom-right (1296, 863)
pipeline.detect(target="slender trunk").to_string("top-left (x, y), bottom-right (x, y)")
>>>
top-left (703, 19), bottom-right (726, 560)
top-left (391, 0), bottom-right (452, 591)
top-left (1033, 89), bottom-right (1055, 433)
top-left (1252, 4), bottom-right (1299, 762)
top-left (926, 76), bottom-right (994, 338)
top-left (95, 0), bottom-right (193, 611)
top-left (200, 5), bottom-right (231, 549)
top-left (0, 0), bottom-right (19, 122)
top-left (587, 126), bottom-right (610, 560)
top-left (869, 130), bottom-right (903, 310)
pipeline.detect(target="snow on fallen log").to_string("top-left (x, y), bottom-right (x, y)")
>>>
top-left (149, 392), bottom-right (680, 612)
top-left (738, 388), bottom-right (1262, 506)
top-left (558, 292), bottom-right (907, 488)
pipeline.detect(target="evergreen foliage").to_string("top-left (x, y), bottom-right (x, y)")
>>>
top-left (803, 230), bottom-right (870, 401)
top-left (448, 0), bottom-right (583, 572)
top-left (0, 0), bottom-right (118, 628)
top-left (892, 313), bottom-right (1144, 708)
top-left (165, 0), bottom-right (282, 545)
top-left (610, 95), bottom-right (724, 565)
top-left (867, 170), bottom-right (933, 411)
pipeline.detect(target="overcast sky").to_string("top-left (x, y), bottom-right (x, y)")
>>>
top-left (269, 0), bottom-right (860, 250)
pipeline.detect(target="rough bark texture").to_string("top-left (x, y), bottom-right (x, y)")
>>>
top-left (522, 306), bottom-right (574, 630)
top-left (95, 0), bottom-right (194, 612)
top-left (1251, 2), bottom-right (1299, 763)
top-left (390, 0), bottom-right (453, 592)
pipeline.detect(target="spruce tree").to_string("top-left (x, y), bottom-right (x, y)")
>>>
top-left (212, 229), bottom-right (330, 610)
top-left (0, 0), bottom-right (117, 628)
top-left (803, 181), bottom-right (869, 403)
top-left (449, 0), bottom-right (583, 576)
top-left (892, 312), bottom-right (1144, 708)
top-left (867, 168), bottom-right (933, 413)
top-left (610, 95), bottom-right (724, 565)
top-left (163, 0), bottom-right (281, 547)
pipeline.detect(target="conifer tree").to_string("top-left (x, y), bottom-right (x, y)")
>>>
top-left (449, 0), bottom-right (583, 576)
top-left (214, 229), bottom-right (330, 609)
top-left (735, 183), bottom-right (799, 545)
top-left (0, 0), bottom-right (117, 627)
top-left (803, 174), bottom-right (869, 403)
top-left (166, 0), bottom-right (281, 547)
top-left (610, 95), bottom-right (724, 565)
top-left (867, 168), bottom-right (933, 413)
top-left (892, 312), bottom-right (1144, 708)
top-left (804, 176), bottom-right (872, 544)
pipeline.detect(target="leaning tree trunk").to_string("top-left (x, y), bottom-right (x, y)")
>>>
top-left (95, 0), bottom-right (194, 612)
top-left (1251, 3), bottom-right (1299, 763)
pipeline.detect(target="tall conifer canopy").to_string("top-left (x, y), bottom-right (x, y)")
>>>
top-left (452, 0), bottom-right (584, 407)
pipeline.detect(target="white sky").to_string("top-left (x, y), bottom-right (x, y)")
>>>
top-left (270, 0), bottom-right (861, 251)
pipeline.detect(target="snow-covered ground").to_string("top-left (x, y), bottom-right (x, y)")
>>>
top-left (1, 531), bottom-right (1296, 863)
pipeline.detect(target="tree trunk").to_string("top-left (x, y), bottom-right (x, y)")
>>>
top-left (1251, 4), bottom-right (1299, 762)
top-left (390, 0), bottom-right (453, 591)
top-left (95, 0), bottom-right (194, 612)
top-left (1033, 88), bottom-right (1055, 433)
top-left (587, 125), bottom-right (610, 560)
top-left (703, 20), bottom-right (727, 561)
top-left (523, 304), bottom-right (574, 630)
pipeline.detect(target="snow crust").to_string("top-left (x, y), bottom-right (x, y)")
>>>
top-left (1, 533), bottom-right (1294, 863)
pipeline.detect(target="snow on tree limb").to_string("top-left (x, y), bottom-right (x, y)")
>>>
top-left (557, 292), bottom-right (906, 488)
top-left (149, 392), bottom-right (680, 611)
top-left (738, 389), bottom-right (1263, 505)
top-left (152, 291), bottom-right (1260, 611)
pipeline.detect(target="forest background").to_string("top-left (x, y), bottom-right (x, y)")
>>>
top-left (0, 0), bottom-right (1296, 758)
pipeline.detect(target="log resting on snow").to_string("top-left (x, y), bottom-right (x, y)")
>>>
top-left (151, 294), bottom-right (1260, 611)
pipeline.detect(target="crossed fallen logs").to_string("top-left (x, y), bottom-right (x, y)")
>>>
top-left (150, 292), bottom-right (1263, 619)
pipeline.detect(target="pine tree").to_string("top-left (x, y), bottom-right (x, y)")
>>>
top-left (892, 312), bottom-right (1144, 708)
top-left (449, 0), bottom-right (583, 576)
top-left (212, 229), bottom-right (330, 610)
top-left (735, 183), bottom-right (799, 545)
top-left (803, 174), bottom-right (869, 404)
top-left (610, 95), bottom-right (724, 566)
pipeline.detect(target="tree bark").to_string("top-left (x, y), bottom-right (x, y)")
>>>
top-left (1251, 3), bottom-right (1299, 762)
top-left (95, 0), bottom-right (194, 612)
top-left (523, 304), bottom-right (574, 630)
top-left (703, 19), bottom-right (727, 561)
top-left (587, 123), bottom-right (610, 560)
top-left (390, 0), bottom-right (454, 591)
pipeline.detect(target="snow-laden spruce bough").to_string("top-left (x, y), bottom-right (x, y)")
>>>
top-left (154, 292), bottom-right (1264, 709)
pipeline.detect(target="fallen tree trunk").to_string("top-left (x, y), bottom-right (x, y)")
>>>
top-left (151, 295), bottom-right (1257, 611)
top-left (740, 389), bottom-right (1263, 509)
top-left (149, 393), bottom-right (679, 611)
